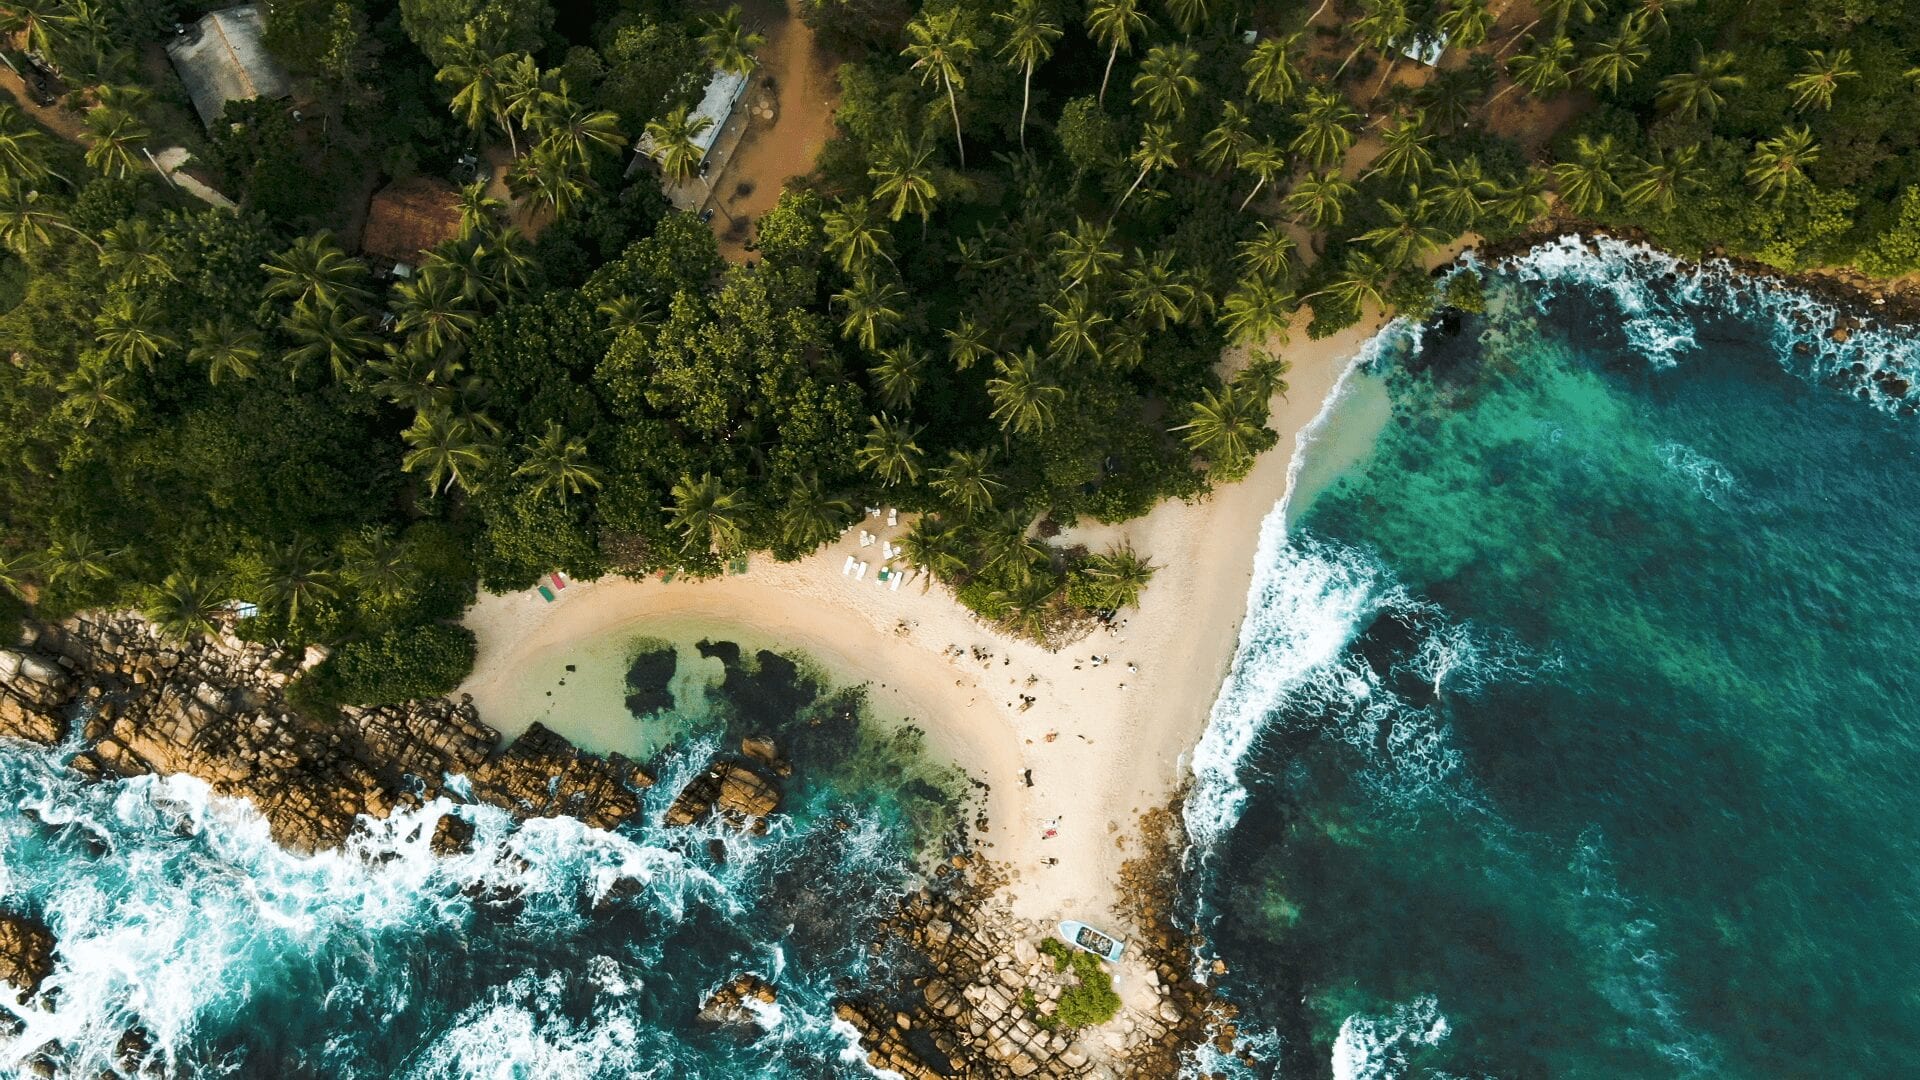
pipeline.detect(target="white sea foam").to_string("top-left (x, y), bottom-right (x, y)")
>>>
top-left (1498, 234), bottom-right (1920, 411)
top-left (1657, 442), bottom-right (1742, 508)
top-left (1330, 995), bottom-right (1451, 1080)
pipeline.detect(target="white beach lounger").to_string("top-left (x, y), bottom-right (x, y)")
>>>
top-left (890, 572), bottom-right (903, 592)
top-left (842, 555), bottom-right (857, 576)
top-left (859, 530), bottom-right (874, 547)
top-left (887, 508), bottom-right (899, 528)
top-left (867, 506), bottom-right (881, 518)
top-left (855, 561), bottom-right (869, 580)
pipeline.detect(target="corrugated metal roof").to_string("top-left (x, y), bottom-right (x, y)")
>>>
top-left (634, 68), bottom-right (750, 163)
top-left (165, 5), bottom-right (293, 128)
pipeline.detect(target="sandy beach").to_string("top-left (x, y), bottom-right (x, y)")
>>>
top-left (458, 291), bottom-right (1418, 942)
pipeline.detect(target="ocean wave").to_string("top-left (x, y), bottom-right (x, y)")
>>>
top-left (1330, 995), bottom-right (1451, 1080)
top-left (1495, 235), bottom-right (1920, 413)
top-left (1657, 442), bottom-right (1742, 508)
top-left (0, 738), bottom-right (907, 1079)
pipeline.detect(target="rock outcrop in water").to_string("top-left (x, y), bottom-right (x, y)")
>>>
top-left (0, 911), bottom-right (54, 1004)
top-left (0, 613), bottom-right (649, 852)
top-left (696, 972), bottom-right (777, 1028)
top-left (664, 748), bottom-right (782, 831)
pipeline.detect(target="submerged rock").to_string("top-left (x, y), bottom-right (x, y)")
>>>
top-left (0, 910), bottom-right (55, 1004)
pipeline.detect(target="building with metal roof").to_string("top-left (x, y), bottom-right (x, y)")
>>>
top-left (164, 5), bottom-right (293, 129)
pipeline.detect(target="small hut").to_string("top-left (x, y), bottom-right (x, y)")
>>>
top-left (361, 177), bottom-right (464, 270)
top-left (165, 5), bottom-right (293, 129)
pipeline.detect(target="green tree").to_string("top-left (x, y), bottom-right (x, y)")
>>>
top-left (436, 38), bottom-right (518, 154)
top-left (1120, 249), bottom-right (1191, 331)
top-left (1219, 275), bottom-right (1295, 345)
top-left (857, 413), bottom-right (926, 485)
top-left (904, 7), bottom-right (977, 168)
top-left (1116, 122), bottom-right (1177, 210)
top-left (93, 295), bottom-right (176, 370)
top-left (1290, 89), bottom-right (1359, 171)
top-left (81, 105), bottom-right (149, 179)
top-left (1436, 0), bottom-right (1495, 49)
top-left (834, 271), bottom-right (906, 349)
top-left (945, 315), bottom-right (990, 370)
top-left (698, 5), bottom-right (767, 77)
top-left (393, 269), bottom-right (481, 352)
top-left (1359, 190), bottom-right (1452, 266)
top-left (262, 232), bottom-right (370, 309)
top-left (1237, 223), bottom-right (1297, 281)
top-left (1496, 35), bottom-right (1576, 104)
top-left (870, 139), bottom-right (940, 227)
top-left (284, 298), bottom-right (380, 382)
top-left (1579, 20), bottom-right (1649, 93)
top-left (1198, 101), bottom-right (1253, 175)
top-left (1234, 138), bottom-right (1286, 212)
top-left (987, 348), bottom-right (1065, 435)
top-left (1041, 290), bottom-right (1111, 363)
top-left (1086, 0), bottom-right (1152, 105)
top-left (1336, 0), bottom-right (1412, 82)
top-left (994, 0), bottom-right (1061, 151)
top-left (1054, 217), bottom-right (1123, 287)
top-left (1366, 112), bottom-right (1435, 183)
top-left (645, 105), bottom-right (715, 188)
top-left (1131, 43), bottom-right (1201, 122)
top-left (931, 448), bottom-right (1003, 517)
top-left (260, 537), bottom-right (338, 632)
top-left (823, 199), bottom-right (893, 271)
top-left (1243, 33), bottom-right (1302, 105)
top-left (188, 318), bottom-right (264, 385)
top-left (1284, 169), bottom-right (1356, 229)
top-left (514, 421), bottom-right (602, 504)
top-left (1746, 126), bottom-right (1819, 202)
top-left (143, 572), bottom-right (226, 641)
top-left (100, 220), bottom-right (175, 287)
top-left (0, 184), bottom-right (100, 255)
top-left (1175, 384), bottom-right (1267, 471)
top-left (1552, 133), bottom-right (1623, 215)
top-left (402, 408), bottom-right (493, 494)
top-left (778, 473), bottom-right (851, 549)
top-left (400, 0), bottom-right (551, 69)
top-left (1621, 145), bottom-right (1705, 213)
top-left (0, 103), bottom-right (56, 187)
top-left (1655, 48), bottom-right (1742, 120)
top-left (1078, 543), bottom-right (1156, 609)
top-left (1787, 48), bottom-right (1857, 112)
top-left (870, 343), bottom-right (926, 409)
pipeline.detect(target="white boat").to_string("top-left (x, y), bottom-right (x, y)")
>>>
top-left (1058, 920), bottom-right (1125, 963)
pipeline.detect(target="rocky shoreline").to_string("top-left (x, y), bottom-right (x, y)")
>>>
top-left (0, 611), bottom-right (1231, 1076)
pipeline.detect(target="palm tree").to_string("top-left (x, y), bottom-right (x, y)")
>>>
top-left (644, 105), bottom-right (713, 188)
top-left (262, 537), bottom-right (338, 632)
top-left (823, 199), bottom-right (893, 272)
top-left (1284, 169), bottom-right (1356, 229)
top-left (1746, 126), bottom-right (1819, 201)
top-left (1080, 543), bottom-right (1157, 609)
top-left (0, 183), bottom-right (99, 255)
top-left (1132, 43), bottom-right (1200, 122)
top-left (1552, 133), bottom-right (1623, 215)
top-left (698, 5), bottom-right (767, 77)
top-left (667, 471), bottom-right (750, 554)
top-left (869, 344), bottom-right (926, 410)
top-left (143, 571), bottom-right (226, 641)
top-left (340, 527), bottom-right (410, 606)
top-left (1116, 122), bottom-right (1177, 210)
top-left (1656, 48), bottom-right (1742, 120)
top-left (1220, 275), bottom-right (1295, 346)
top-left (995, 0), bottom-right (1062, 152)
top-left (1053, 217), bottom-right (1122, 287)
top-left (436, 41), bottom-right (516, 153)
top-left (478, 225), bottom-right (534, 298)
top-left (1237, 223), bottom-right (1297, 281)
top-left (498, 54), bottom-right (560, 151)
top-left (945, 315), bottom-right (991, 370)
top-left (1165, 0), bottom-right (1209, 34)
top-left (1621, 145), bottom-right (1704, 213)
top-left (1289, 89), bottom-right (1359, 171)
top-left (1494, 35), bottom-right (1576, 104)
top-left (1042, 290), bottom-right (1110, 364)
top-left (1579, 20), bottom-right (1649, 93)
top-left (987, 349), bottom-right (1065, 436)
top-left (188, 318), bottom-right (263, 385)
top-left (1175, 384), bottom-right (1267, 468)
top-left (369, 340), bottom-right (460, 412)
top-left (981, 510), bottom-right (1049, 583)
top-left (421, 235), bottom-right (495, 308)
top-left (1, 3), bottom-right (71, 61)
top-left (262, 232), bottom-right (369, 309)
top-left (1787, 49), bottom-right (1857, 113)
top-left (899, 514), bottom-right (968, 579)
top-left (539, 104), bottom-right (625, 168)
top-left (1432, 156), bottom-right (1491, 228)
top-left (93, 296), bottom-right (176, 370)
top-left (0, 104), bottom-right (55, 187)
top-left (1436, 0), bottom-right (1496, 50)
top-left (777, 473), bottom-right (851, 550)
top-left (515, 421), bottom-right (602, 504)
top-left (0, 547), bottom-right (38, 599)
top-left (1336, 0), bottom-right (1412, 82)
top-left (1541, 0), bottom-right (1605, 30)
top-left (857, 413), bottom-right (927, 486)
top-left (393, 270), bottom-right (480, 352)
top-left (1313, 250), bottom-right (1393, 317)
top-left (457, 181), bottom-right (505, 235)
top-left (100, 219), bottom-right (174, 286)
top-left (1359, 191), bottom-right (1452, 266)
top-left (869, 139), bottom-right (940, 228)
top-left (1491, 167), bottom-right (1553, 228)
top-left (81, 105), bottom-right (148, 178)
top-left (1234, 138), bottom-right (1286, 212)
top-left (1086, 0), bottom-right (1152, 105)
top-left (904, 8), bottom-right (977, 168)
top-left (1120, 249), bottom-right (1191, 331)
top-left (931, 448), bottom-right (1003, 517)
top-left (284, 298), bottom-right (379, 382)
top-left (57, 355), bottom-right (133, 428)
top-left (1237, 349), bottom-right (1292, 400)
top-left (1365, 112), bottom-right (1434, 183)
top-left (1198, 101), bottom-right (1253, 175)
top-left (1243, 33), bottom-right (1302, 105)
top-left (509, 144), bottom-right (589, 216)
top-left (46, 529), bottom-right (116, 587)
top-left (833, 272), bottom-right (906, 350)
top-left (402, 408), bottom-right (492, 495)
top-left (1626, 0), bottom-right (1693, 34)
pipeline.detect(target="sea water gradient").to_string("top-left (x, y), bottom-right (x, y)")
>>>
top-left (1183, 239), bottom-right (1920, 1078)
top-left (0, 652), bottom-right (959, 1078)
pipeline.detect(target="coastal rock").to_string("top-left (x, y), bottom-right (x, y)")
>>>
top-left (430, 813), bottom-right (476, 857)
top-left (465, 723), bottom-right (650, 832)
top-left (664, 760), bottom-right (780, 830)
top-left (697, 972), bottom-right (777, 1028)
top-left (0, 910), bottom-right (55, 1004)
top-left (739, 734), bottom-right (792, 776)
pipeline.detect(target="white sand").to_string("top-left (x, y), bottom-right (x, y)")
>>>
top-left (460, 297), bottom-right (1425, 936)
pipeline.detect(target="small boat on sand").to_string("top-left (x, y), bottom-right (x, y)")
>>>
top-left (1058, 920), bottom-right (1125, 963)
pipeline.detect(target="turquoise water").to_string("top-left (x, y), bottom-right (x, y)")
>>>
top-left (1187, 240), bottom-right (1920, 1078)
top-left (0, 643), bottom-right (965, 1077)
